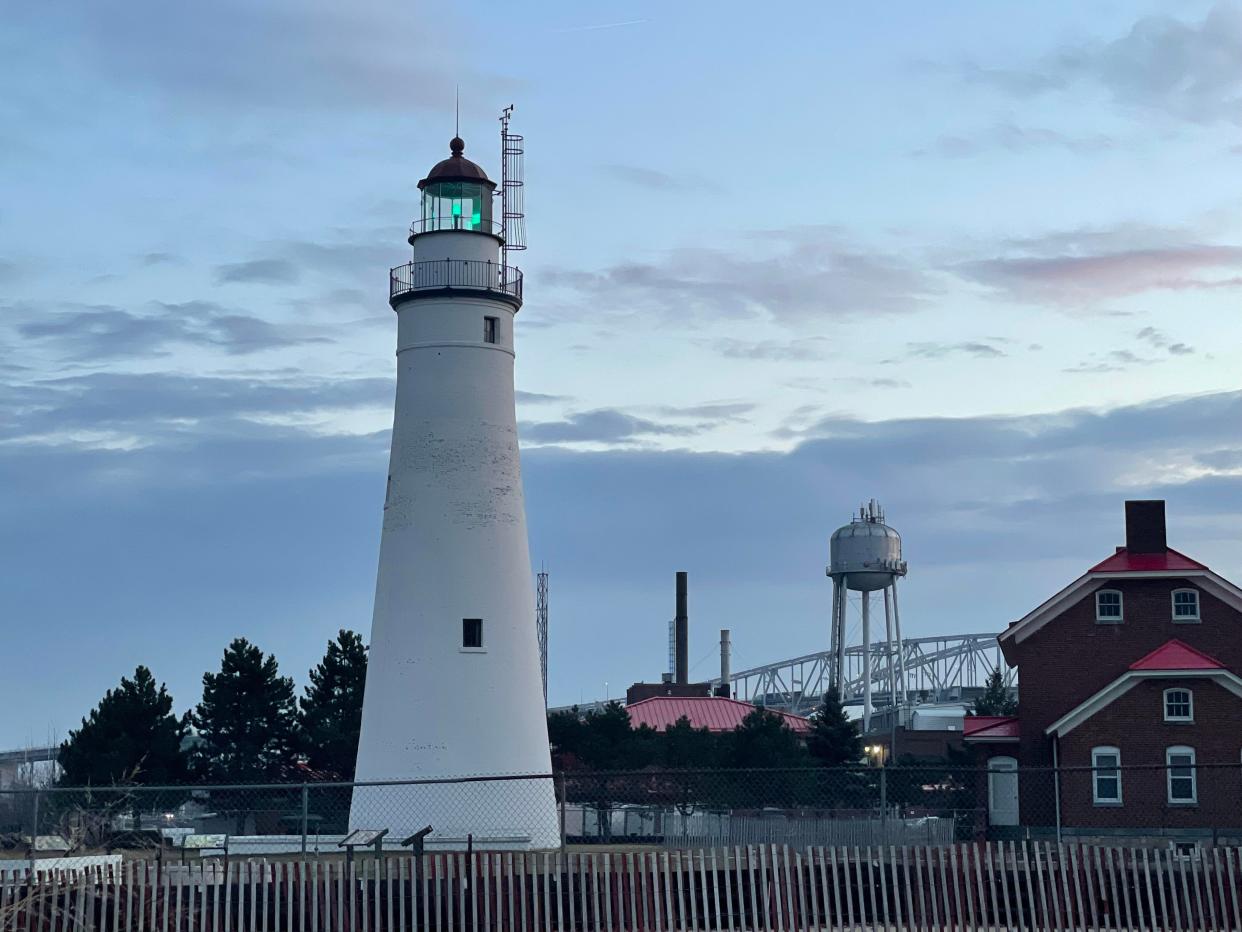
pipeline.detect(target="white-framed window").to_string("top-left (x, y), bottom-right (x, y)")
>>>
top-left (1095, 589), bottom-right (1123, 623)
top-left (483, 316), bottom-right (498, 344)
top-left (1172, 589), bottom-right (1200, 622)
top-left (1092, 746), bottom-right (1122, 804)
top-left (1164, 688), bottom-right (1193, 722)
top-left (1166, 746), bottom-right (1197, 804)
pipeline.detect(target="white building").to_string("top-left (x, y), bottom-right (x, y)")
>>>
top-left (350, 135), bottom-right (558, 848)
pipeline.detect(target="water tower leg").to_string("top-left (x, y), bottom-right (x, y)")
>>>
top-left (883, 586), bottom-right (895, 708)
top-left (835, 576), bottom-right (848, 691)
top-left (862, 590), bottom-right (872, 734)
top-left (829, 578), bottom-right (841, 690)
top-left (891, 582), bottom-right (907, 706)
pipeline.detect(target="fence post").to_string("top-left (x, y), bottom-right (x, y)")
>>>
top-left (879, 766), bottom-right (888, 838)
top-left (1052, 741), bottom-right (1063, 846)
top-left (556, 773), bottom-right (567, 854)
top-left (300, 784), bottom-right (309, 855)
top-left (30, 788), bottom-right (40, 868)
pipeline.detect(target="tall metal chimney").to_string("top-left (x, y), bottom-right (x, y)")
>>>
top-left (675, 571), bottom-right (689, 685)
top-left (719, 629), bottom-right (731, 698)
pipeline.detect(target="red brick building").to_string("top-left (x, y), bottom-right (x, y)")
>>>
top-left (966, 500), bottom-right (1242, 840)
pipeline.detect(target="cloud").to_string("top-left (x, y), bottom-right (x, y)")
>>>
top-left (543, 228), bottom-right (939, 325)
top-left (215, 259), bottom-right (301, 285)
top-left (516, 391), bottom-right (572, 405)
top-left (953, 223), bottom-right (1242, 305)
top-left (833, 377), bottom-right (912, 390)
top-left (708, 337), bottom-right (827, 362)
top-left (520, 409), bottom-right (699, 445)
top-left (2, 372), bottom-right (394, 448)
top-left (13, 301), bottom-right (323, 360)
top-left (913, 123), bottom-right (1119, 158)
top-left (901, 341), bottom-right (1007, 360)
top-left (25, 0), bottom-right (513, 114)
top-left (1063, 349), bottom-right (1155, 374)
top-left (1136, 326), bottom-right (1196, 356)
top-left (961, 4), bottom-right (1242, 125)
top-left (653, 403), bottom-right (755, 422)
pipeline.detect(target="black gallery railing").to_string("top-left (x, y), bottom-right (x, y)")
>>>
top-left (389, 259), bottom-right (523, 304)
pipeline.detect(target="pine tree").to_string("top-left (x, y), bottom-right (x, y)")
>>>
top-left (807, 687), bottom-right (863, 767)
top-left (58, 666), bottom-right (187, 786)
top-left (725, 708), bottom-right (809, 769)
top-left (189, 638), bottom-right (299, 782)
top-left (299, 630), bottom-right (368, 779)
top-left (971, 668), bottom-right (1017, 716)
top-left (662, 716), bottom-right (719, 769)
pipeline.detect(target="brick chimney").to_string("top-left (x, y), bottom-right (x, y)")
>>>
top-left (1125, 500), bottom-right (1167, 554)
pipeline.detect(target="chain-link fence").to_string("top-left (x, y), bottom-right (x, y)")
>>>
top-left (5, 763), bottom-right (1241, 873)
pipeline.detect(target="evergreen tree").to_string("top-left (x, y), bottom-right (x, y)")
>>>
top-left (971, 668), bottom-right (1017, 716)
top-left (724, 708), bottom-right (809, 769)
top-left (299, 630), bottom-right (368, 779)
top-left (806, 688), bottom-right (863, 767)
top-left (189, 638), bottom-right (299, 782)
top-left (661, 716), bottom-right (719, 769)
top-left (58, 666), bottom-right (187, 786)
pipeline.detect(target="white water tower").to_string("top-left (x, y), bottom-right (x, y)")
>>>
top-left (827, 500), bottom-right (908, 733)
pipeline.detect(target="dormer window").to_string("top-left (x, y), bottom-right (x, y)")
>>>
top-left (1164, 688), bottom-right (1193, 722)
top-left (1172, 589), bottom-right (1200, 622)
top-left (1095, 589), bottom-right (1123, 623)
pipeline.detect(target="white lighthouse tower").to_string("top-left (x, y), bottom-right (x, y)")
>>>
top-left (350, 125), bottom-right (559, 848)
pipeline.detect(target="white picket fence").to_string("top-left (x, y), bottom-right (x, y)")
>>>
top-left (2, 841), bottom-right (1240, 930)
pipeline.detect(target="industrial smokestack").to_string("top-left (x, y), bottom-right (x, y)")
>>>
top-left (719, 629), bottom-right (731, 698)
top-left (675, 571), bottom-right (689, 685)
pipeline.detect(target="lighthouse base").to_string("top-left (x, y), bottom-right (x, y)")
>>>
top-left (349, 777), bottom-right (560, 850)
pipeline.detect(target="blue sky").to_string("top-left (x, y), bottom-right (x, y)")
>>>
top-left (4, 1), bottom-right (1242, 746)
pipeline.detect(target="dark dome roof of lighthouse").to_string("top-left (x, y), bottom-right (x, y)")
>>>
top-left (417, 137), bottom-right (495, 190)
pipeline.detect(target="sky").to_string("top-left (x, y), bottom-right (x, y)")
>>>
top-left (3, 1), bottom-right (1242, 747)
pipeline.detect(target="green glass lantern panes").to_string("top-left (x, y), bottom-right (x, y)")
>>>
top-left (422, 181), bottom-right (492, 232)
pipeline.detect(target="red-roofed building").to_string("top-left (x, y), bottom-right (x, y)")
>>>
top-left (626, 696), bottom-right (811, 735)
top-left (970, 500), bottom-right (1242, 839)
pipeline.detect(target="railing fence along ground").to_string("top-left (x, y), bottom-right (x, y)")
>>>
top-left (5, 841), bottom-right (1242, 931)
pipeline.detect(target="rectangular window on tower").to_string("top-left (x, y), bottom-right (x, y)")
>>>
top-left (484, 317), bottom-right (498, 344)
top-left (462, 618), bottom-right (484, 649)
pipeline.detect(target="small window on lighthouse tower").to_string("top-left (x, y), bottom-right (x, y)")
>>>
top-left (484, 316), bottom-right (498, 344)
top-left (462, 618), bottom-right (484, 649)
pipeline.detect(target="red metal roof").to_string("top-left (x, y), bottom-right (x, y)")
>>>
top-left (1129, 639), bottom-right (1225, 671)
top-left (1088, 547), bottom-right (1208, 574)
top-left (962, 716), bottom-right (1020, 740)
top-left (625, 696), bottom-right (811, 734)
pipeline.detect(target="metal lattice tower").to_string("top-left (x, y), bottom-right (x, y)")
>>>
top-left (536, 569), bottom-right (549, 703)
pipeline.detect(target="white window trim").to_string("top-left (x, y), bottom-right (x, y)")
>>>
top-left (1091, 746), bottom-right (1123, 805)
top-left (1163, 687), bottom-right (1194, 723)
top-left (1172, 588), bottom-right (1201, 623)
top-left (1095, 589), bottom-right (1124, 624)
top-left (1166, 745), bottom-right (1197, 805)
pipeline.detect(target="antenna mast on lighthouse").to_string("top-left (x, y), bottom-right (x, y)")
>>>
top-left (499, 105), bottom-right (526, 272)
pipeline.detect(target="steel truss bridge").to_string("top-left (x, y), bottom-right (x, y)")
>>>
top-left (711, 633), bottom-right (1010, 716)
